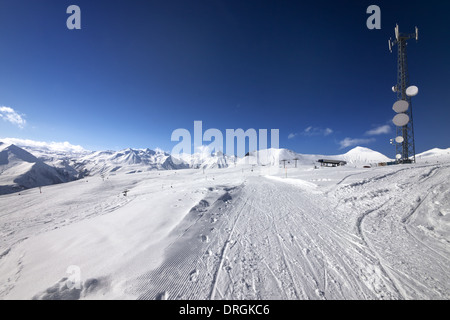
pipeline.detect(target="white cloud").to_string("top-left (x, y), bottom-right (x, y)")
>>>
top-left (339, 137), bottom-right (375, 149)
top-left (288, 133), bottom-right (298, 139)
top-left (0, 137), bottom-right (88, 153)
top-left (365, 125), bottom-right (391, 136)
top-left (324, 128), bottom-right (333, 136)
top-left (0, 106), bottom-right (26, 128)
top-left (302, 126), bottom-right (333, 137)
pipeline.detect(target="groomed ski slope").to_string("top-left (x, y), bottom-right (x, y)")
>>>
top-left (0, 161), bottom-right (449, 300)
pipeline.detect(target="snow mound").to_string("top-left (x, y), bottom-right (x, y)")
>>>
top-left (337, 146), bottom-right (391, 164)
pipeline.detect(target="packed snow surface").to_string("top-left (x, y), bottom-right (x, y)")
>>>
top-left (0, 146), bottom-right (449, 300)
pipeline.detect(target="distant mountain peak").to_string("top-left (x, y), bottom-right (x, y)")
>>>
top-left (345, 146), bottom-right (376, 153)
top-left (0, 143), bottom-right (78, 195)
top-left (1, 143), bottom-right (39, 164)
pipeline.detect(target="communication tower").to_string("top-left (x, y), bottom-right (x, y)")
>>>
top-left (389, 24), bottom-right (419, 163)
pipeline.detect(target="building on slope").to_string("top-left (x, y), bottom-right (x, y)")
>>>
top-left (317, 159), bottom-right (347, 167)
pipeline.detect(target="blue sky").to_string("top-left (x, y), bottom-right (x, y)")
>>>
top-left (0, 0), bottom-right (449, 156)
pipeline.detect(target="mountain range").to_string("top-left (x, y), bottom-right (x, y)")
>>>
top-left (1, 140), bottom-right (448, 195)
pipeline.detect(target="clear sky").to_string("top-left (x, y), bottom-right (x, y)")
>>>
top-left (0, 0), bottom-right (449, 156)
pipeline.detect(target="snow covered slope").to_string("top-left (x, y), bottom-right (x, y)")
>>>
top-left (416, 148), bottom-right (450, 163)
top-left (1, 156), bottom-right (449, 300)
top-left (0, 143), bottom-right (78, 195)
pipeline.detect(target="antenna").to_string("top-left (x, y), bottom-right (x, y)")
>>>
top-left (388, 24), bottom-right (418, 163)
top-left (406, 85), bottom-right (419, 97)
top-left (393, 113), bottom-right (410, 127)
top-left (388, 38), bottom-right (392, 53)
top-left (392, 100), bottom-right (409, 113)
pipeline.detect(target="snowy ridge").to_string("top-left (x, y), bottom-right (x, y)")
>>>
top-left (72, 148), bottom-right (189, 175)
top-left (0, 143), bottom-right (79, 194)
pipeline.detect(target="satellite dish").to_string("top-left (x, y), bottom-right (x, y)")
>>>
top-left (393, 113), bottom-right (410, 127)
top-left (406, 86), bottom-right (419, 97)
top-left (393, 100), bottom-right (409, 113)
top-left (392, 85), bottom-right (397, 92)
top-left (395, 136), bottom-right (404, 143)
top-left (396, 154), bottom-right (402, 160)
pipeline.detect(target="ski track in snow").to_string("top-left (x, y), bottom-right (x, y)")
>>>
top-left (0, 161), bottom-right (449, 300)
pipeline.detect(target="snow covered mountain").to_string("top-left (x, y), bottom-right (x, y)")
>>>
top-left (416, 147), bottom-right (450, 162)
top-left (5, 137), bottom-right (447, 195)
top-left (0, 143), bottom-right (79, 195)
top-left (335, 146), bottom-right (391, 164)
top-left (72, 148), bottom-right (189, 175)
top-left (0, 143), bottom-right (191, 194)
top-left (239, 146), bottom-right (391, 166)
top-left (174, 150), bottom-right (236, 169)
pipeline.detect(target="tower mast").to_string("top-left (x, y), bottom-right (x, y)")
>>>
top-left (389, 24), bottom-right (418, 163)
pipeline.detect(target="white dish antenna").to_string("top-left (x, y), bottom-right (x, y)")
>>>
top-left (395, 136), bottom-right (404, 143)
top-left (393, 113), bottom-right (410, 127)
top-left (406, 85), bottom-right (419, 97)
top-left (393, 100), bottom-right (409, 113)
top-left (392, 85), bottom-right (397, 92)
top-left (395, 24), bottom-right (399, 41)
top-left (396, 154), bottom-right (402, 160)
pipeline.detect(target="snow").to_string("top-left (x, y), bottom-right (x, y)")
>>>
top-left (239, 146), bottom-right (392, 168)
top-left (1, 141), bottom-right (449, 299)
top-left (72, 148), bottom-right (188, 175)
top-left (0, 141), bottom-right (401, 196)
top-left (0, 144), bottom-right (78, 194)
top-left (0, 145), bottom-right (449, 300)
top-left (338, 146), bottom-right (391, 164)
top-left (416, 148), bottom-right (450, 162)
